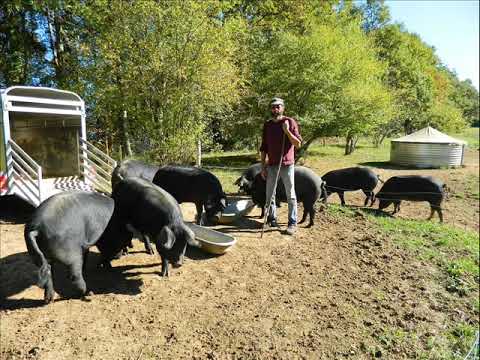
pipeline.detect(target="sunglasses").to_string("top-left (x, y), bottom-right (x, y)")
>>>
top-left (271, 105), bottom-right (282, 109)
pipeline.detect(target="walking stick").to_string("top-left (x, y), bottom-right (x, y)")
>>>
top-left (261, 133), bottom-right (286, 238)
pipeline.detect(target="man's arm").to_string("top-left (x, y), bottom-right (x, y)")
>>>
top-left (282, 120), bottom-right (301, 148)
top-left (260, 151), bottom-right (268, 179)
top-left (259, 123), bottom-right (269, 179)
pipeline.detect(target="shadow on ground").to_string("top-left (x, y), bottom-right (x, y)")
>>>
top-left (0, 251), bottom-right (145, 310)
top-left (202, 154), bottom-right (258, 167)
top-left (0, 195), bottom-right (35, 224)
top-left (358, 161), bottom-right (420, 170)
top-left (355, 207), bottom-right (394, 218)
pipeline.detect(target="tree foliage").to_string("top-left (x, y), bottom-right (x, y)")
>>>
top-left (0, 0), bottom-right (475, 160)
top-left (252, 17), bottom-right (393, 156)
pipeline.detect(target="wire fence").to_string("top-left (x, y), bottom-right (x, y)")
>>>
top-left (464, 331), bottom-right (479, 360)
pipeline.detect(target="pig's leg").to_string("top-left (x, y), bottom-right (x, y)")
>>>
top-left (259, 206), bottom-right (265, 219)
top-left (430, 205), bottom-right (443, 222)
top-left (307, 205), bottom-right (315, 228)
top-left (338, 192), bottom-right (346, 206)
top-left (160, 256), bottom-right (169, 277)
top-left (195, 202), bottom-right (204, 225)
top-left (43, 263), bottom-right (55, 304)
top-left (363, 190), bottom-right (373, 207)
top-left (144, 237), bottom-right (154, 255)
top-left (82, 250), bottom-right (89, 277)
top-left (68, 257), bottom-right (87, 298)
top-left (298, 208), bottom-right (308, 224)
top-left (139, 233), bottom-right (154, 255)
top-left (392, 201), bottom-right (401, 215)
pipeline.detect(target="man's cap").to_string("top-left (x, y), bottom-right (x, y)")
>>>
top-left (270, 97), bottom-right (284, 106)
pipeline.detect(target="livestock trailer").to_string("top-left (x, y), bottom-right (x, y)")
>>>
top-left (0, 86), bottom-right (116, 206)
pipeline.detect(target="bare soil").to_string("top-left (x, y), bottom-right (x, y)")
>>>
top-left (1, 150), bottom-right (478, 359)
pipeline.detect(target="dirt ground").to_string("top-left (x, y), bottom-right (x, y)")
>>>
top-left (0, 150), bottom-right (478, 359)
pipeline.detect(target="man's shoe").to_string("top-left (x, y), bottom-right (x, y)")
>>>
top-left (285, 225), bottom-right (296, 236)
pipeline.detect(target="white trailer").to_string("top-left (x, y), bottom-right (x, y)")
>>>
top-left (0, 86), bottom-right (117, 206)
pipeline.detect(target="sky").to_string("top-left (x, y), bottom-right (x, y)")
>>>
top-left (385, 0), bottom-right (479, 90)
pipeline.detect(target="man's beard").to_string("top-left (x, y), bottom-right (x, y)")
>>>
top-left (272, 112), bottom-right (283, 120)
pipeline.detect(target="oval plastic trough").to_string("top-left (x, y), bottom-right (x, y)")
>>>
top-left (186, 223), bottom-right (236, 255)
top-left (217, 199), bottom-right (255, 224)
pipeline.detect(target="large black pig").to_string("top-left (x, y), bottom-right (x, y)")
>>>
top-left (111, 177), bottom-right (199, 276)
top-left (376, 175), bottom-right (446, 222)
top-left (24, 192), bottom-right (132, 304)
top-left (234, 163), bottom-right (263, 194)
top-left (111, 159), bottom-right (160, 254)
top-left (251, 166), bottom-right (327, 227)
top-left (321, 167), bottom-right (381, 206)
top-left (153, 165), bottom-right (227, 225)
top-left (234, 162), bottom-right (280, 218)
top-left (111, 159), bottom-right (159, 189)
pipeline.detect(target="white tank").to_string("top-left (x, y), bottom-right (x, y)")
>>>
top-left (390, 127), bottom-right (467, 168)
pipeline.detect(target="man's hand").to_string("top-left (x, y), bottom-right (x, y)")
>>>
top-left (261, 166), bottom-right (267, 180)
top-left (282, 120), bottom-right (290, 134)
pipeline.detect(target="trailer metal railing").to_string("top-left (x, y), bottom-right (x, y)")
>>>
top-left (6, 139), bottom-right (43, 206)
top-left (79, 138), bottom-right (117, 194)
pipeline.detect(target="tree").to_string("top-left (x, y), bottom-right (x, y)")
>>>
top-left (448, 76), bottom-right (479, 127)
top-left (0, 1), bottom-right (47, 86)
top-left (356, 0), bottom-right (391, 33)
top-left (371, 24), bottom-right (437, 139)
top-left (251, 17), bottom-right (393, 156)
top-left (86, 0), bottom-right (243, 163)
top-left (371, 24), bottom-right (469, 141)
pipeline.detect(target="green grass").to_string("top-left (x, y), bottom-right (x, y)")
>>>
top-left (325, 203), bottom-right (479, 296)
top-left (453, 127), bottom-right (479, 149)
top-left (371, 321), bottom-right (479, 359)
top-left (355, 211), bottom-right (479, 358)
top-left (305, 138), bottom-right (391, 168)
top-left (371, 216), bottom-right (479, 294)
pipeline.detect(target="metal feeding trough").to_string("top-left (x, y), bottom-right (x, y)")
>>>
top-left (217, 199), bottom-right (255, 224)
top-left (186, 223), bottom-right (237, 255)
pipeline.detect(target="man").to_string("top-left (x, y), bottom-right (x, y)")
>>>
top-left (260, 97), bottom-right (302, 235)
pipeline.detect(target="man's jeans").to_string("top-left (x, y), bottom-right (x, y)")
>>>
top-left (266, 164), bottom-right (297, 226)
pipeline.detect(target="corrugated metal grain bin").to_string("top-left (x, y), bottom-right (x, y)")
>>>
top-left (390, 126), bottom-right (467, 168)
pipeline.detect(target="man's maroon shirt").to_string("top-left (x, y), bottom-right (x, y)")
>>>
top-left (260, 116), bottom-right (302, 166)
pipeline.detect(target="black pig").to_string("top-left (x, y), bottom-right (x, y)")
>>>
top-left (24, 192), bottom-right (131, 304)
top-left (321, 167), bottom-right (381, 206)
top-left (376, 175), bottom-right (446, 222)
top-left (251, 166), bottom-right (327, 227)
top-left (111, 177), bottom-right (199, 276)
top-left (111, 159), bottom-right (159, 189)
top-left (153, 165), bottom-right (227, 225)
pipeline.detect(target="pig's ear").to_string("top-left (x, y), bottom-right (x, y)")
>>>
top-left (185, 226), bottom-right (200, 247)
top-left (157, 226), bottom-right (175, 250)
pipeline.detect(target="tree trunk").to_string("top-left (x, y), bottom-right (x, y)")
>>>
top-left (46, 8), bottom-right (67, 86)
top-left (344, 134), bottom-right (358, 155)
top-left (196, 139), bottom-right (202, 167)
top-left (122, 110), bottom-right (133, 157)
top-left (295, 136), bottom-right (319, 162)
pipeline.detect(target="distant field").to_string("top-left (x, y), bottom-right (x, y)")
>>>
top-left (453, 127), bottom-right (479, 149)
